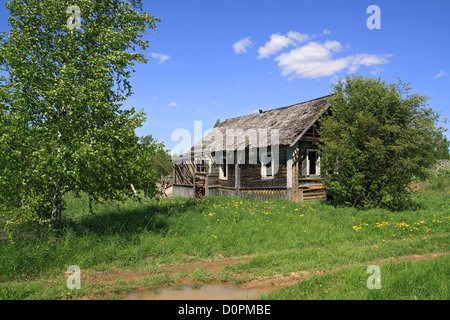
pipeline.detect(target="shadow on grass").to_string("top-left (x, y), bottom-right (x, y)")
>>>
top-left (63, 197), bottom-right (203, 237)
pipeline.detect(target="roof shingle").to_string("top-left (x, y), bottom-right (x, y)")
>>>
top-left (185, 95), bottom-right (330, 157)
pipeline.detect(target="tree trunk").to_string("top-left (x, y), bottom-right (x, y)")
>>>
top-left (52, 109), bottom-right (63, 229)
top-left (51, 191), bottom-right (62, 229)
top-left (131, 183), bottom-right (138, 197)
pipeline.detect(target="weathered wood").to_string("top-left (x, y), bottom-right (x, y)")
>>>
top-left (292, 142), bottom-right (299, 202)
top-left (286, 146), bottom-right (293, 189)
top-left (208, 186), bottom-right (235, 190)
top-left (195, 172), bottom-right (207, 199)
top-left (240, 188), bottom-right (289, 201)
top-left (303, 185), bottom-right (326, 191)
top-left (240, 186), bottom-right (287, 190)
top-left (301, 186), bottom-right (326, 202)
top-left (303, 196), bottom-right (326, 201)
top-left (173, 162), bottom-right (194, 185)
top-left (173, 183), bottom-right (195, 188)
top-left (154, 159), bottom-right (172, 175)
top-left (289, 103), bottom-right (330, 148)
top-left (235, 163), bottom-right (241, 195)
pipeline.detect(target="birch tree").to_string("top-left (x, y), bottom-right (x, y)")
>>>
top-left (0, 0), bottom-right (161, 230)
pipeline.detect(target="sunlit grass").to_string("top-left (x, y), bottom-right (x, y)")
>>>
top-left (258, 254), bottom-right (449, 300)
top-left (0, 183), bottom-right (448, 299)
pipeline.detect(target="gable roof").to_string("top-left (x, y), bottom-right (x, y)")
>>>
top-left (184, 95), bottom-right (331, 158)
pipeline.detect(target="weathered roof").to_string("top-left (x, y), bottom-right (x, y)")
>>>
top-left (185, 95), bottom-right (331, 158)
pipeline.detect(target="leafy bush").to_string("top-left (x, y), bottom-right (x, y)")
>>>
top-left (318, 75), bottom-right (447, 210)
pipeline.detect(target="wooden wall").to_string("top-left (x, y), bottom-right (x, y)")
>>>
top-left (206, 144), bottom-right (322, 189)
top-left (207, 147), bottom-right (288, 189)
top-left (176, 142), bottom-right (325, 202)
top-left (298, 140), bottom-right (318, 177)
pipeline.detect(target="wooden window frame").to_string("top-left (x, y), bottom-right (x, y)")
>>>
top-left (261, 151), bottom-right (274, 179)
top-left (219, 157), bottom-right (228, 180)
top-left (195, 158), bottom-right (211, 174)
top-left (306, 149), bottom-right (320, 176)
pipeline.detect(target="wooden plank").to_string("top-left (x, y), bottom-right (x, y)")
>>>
top-left (303, 192), bottom-right (326, 197)
top-left (303, 196), bottom-right (326, 201)
top-left (235, 163), bottom-right (240, 195)
top-left (292, 143), bottom-right (299, 202)
top-left (303, 185), bottom-right (326, 190)
top-left (286, 146), bottom-right (293, 188)
top-left (173, 183), bottom-right (194, 187)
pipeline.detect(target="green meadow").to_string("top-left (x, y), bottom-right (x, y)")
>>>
top-left (0, 172), bottom-right (448, 300)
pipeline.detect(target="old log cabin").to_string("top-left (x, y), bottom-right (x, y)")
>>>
top-left (172, 95), bottom-right (330, 202)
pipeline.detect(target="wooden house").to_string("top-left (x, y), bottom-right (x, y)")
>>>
top-left (172, 95), bottom-right (330, 202)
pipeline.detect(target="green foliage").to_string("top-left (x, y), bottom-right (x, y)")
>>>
top-left (0, 0), bottom-right (161, 236)
top-left (435, 134), bottom-right (450, 160)
top-left (139, 134), bottom-right (173, 178)
top-left (318, 75), bottom-right (447, 210)
top-left (213, 119), bottom-right (220, 128)
top-left (424, 161), bottom-right (450, 191)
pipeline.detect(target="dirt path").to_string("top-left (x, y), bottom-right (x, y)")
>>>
top-left (81, 251), bottom-right (448, 299)
top-left (82, 255), bottom-right (251, 285)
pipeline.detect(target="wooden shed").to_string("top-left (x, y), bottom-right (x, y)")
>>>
top-left (172, 95), bottom-right (330, 202)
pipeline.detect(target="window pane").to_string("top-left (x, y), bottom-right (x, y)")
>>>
top-left (309, 151), bottom-right (317, 175)
top-left (223, 158), bottom-right (227, 177)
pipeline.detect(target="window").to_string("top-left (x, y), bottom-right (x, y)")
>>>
top-left (219, 157), bottom-right (228, 179)
top-left (195, 159), bottom-right (211, 173)
top-left (261, 152), bottom-right (274, 178)
top-left (307, 149), bottom-right (320, 176)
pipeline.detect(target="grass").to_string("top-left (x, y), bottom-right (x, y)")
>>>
top-left (258, 255), bottom-right (449, 300)
top-left (0, 172), bottom-right (448, 299)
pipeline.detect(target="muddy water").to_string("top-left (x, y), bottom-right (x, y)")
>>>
top-left (123, 284), bottom-right (278, 300)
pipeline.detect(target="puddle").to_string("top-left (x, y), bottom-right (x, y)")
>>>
top-left (123, 284), bottom-right (278, 300)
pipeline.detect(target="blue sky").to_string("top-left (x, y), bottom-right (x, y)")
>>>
top-left (1, 0), bottom-right (449, 153)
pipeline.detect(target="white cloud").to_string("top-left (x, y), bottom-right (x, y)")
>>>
top-left (322, 28), bottom-right (331, 35)
top-left (274, 40), bottom-right (391, 79)
top-left (258, 34), bottom-right (293, 59)
top-left (150, 52), bottom-right (170, 64)
top-left (258, 31), bottom-right (309, 59)
top-left (233, 37), bottom-right (252, 54)
top-left (286, 31), bottom-right (309, 43)
top-left (370, 66), bottom-right (383, 76)
top-left (347, 53), bottom-right (391, 73)
top-left (168, 102), bottom-right (178, 107)
top-left (435, 70), bottom-right (445, 78)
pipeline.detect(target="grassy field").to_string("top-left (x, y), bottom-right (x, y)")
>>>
top-left (0, 171), bottom-right (448, 300)
top-left (259, 254), bottom-right (449, 300)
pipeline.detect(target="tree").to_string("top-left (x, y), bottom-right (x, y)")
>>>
top-left (435, 133), bottom-right (450, 160)
top-left (318, 75), bottom-right (447, 210)
top-left (0, 0), bottom-right (161, 231)
top-left (139, 134), bottom-right (173, 178)
top-left (213, 119), bottom-right (220, 128)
